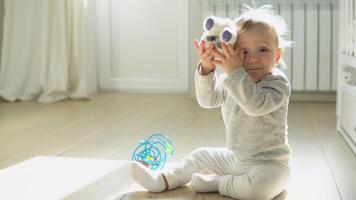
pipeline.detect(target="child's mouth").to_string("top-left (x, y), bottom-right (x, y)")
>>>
top-left (246, 67), bottom-right (260, 71)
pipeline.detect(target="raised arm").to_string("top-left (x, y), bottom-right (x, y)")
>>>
top-left (195, 64), bottom-right (226, 108)
top-left (222, 68), bottom-right (290, 116)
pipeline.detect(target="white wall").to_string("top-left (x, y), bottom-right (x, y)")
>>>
top-left (0, 0), bottom-right (192, 95)
top-left (0, 0), bottom-right (4, 59)
top-left (96, 0), bottom-right (189, 92)
top-left (188, 0), bottom-right (203, 97)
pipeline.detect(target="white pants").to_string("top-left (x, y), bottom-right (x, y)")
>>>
top-left (163, 147), bottom-right (290, 200)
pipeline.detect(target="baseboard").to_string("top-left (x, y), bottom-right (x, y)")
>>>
top-left (338, 126), bottom-right (356, 155)
top-left (97, 90), bottom-right (337, 102)
top-left (290, 91), bottom-right (336, 102)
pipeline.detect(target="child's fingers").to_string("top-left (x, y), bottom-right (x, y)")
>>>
top-left (206, 44), bottom-right (215, 52)
top-left (193, 39), bottom-right (199, 51)
top-left (226, 43), bottom-right (237, 55)
top-left (194, 40), bottom-right (211, 57)
top-left (206, 54), bottom-right (214, 61)
top-left (194, 39), bottom-right (205, 55)
top-left (212, 60), bottom-right (222, 65)
top-left (222, 43), bottom-right (235, 56)
top-left (199, 41), bottom-right (206, 54)
top-left (221, 43), bottom-right (231, 56)
top-left (212, 49), bottom-right (225, 61)
top-left (201, 49), bottom-right (213, 59)
top-left (202, 45), bottom-right (215, 57)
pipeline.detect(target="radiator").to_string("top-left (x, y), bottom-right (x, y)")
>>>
top-left (341, 0), bottom-right (356, 56)
top-left (201, 0), bottom-right (339, 92)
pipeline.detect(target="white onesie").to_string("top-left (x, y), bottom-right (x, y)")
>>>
top-left (163, 64), bottom-right (291, 200)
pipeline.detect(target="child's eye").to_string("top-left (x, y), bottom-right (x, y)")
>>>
top-left (260, 47), bottom-right (269, 52)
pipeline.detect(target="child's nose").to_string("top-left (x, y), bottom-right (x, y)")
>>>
top-left (247, 55), bottom-right (260, 64)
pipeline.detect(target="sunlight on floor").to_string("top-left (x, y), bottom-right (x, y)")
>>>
top-left (0, 156), bottom-right (129, 200)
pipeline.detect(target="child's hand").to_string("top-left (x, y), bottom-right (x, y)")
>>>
top-left (194, 39), bottom-right (216, 75)
top-left (212, 43), bottom-right (243, 74)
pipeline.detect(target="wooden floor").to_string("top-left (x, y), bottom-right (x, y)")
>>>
top-left (0, 93), bottom-right (355, 200)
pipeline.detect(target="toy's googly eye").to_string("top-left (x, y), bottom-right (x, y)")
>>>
top-left (222, 30), bottom-right (232, 42)
top-left (206, 35), bottom-right (218, 42)
top-left (205, 18), bottom-right (214, 30)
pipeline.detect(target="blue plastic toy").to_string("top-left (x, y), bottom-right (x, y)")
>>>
top-left (131, 133), bottom-right (174, 170)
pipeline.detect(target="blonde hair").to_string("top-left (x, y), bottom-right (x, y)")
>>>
top-left (234, 5), bottom-right (294, 49)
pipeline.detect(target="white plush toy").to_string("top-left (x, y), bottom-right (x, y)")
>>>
top-left (200, 15), bottom-right (237, 50)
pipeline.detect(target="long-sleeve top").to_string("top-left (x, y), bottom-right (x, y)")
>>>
top-left (195, 65), bottom-right (291, 161)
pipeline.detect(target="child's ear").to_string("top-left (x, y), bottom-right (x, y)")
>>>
top-left (275, 48), bottom-right (283, 64)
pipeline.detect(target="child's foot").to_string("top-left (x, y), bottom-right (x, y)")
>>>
top-left (130, 161), bottom-right (167, 193)
top-left (191, 173), bottom-right (220, 193)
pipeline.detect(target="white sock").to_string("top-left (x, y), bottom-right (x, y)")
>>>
top-left (129, 161), bottom-right (166, 193)
top-left (191, 173), bottom-right (220, 193)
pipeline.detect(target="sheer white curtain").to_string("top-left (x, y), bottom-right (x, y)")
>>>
top-left (0, 0), bottom-right (97, 103)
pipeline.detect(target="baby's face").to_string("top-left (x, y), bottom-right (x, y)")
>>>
top-left (236, 25), bottom-right (282, 82)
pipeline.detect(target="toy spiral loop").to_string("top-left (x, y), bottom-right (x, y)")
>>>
top-left (131, 134), bottom-right (174, 170)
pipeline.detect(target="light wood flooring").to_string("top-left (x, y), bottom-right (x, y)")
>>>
top-left (0, 93), bottom-right (355, 200)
